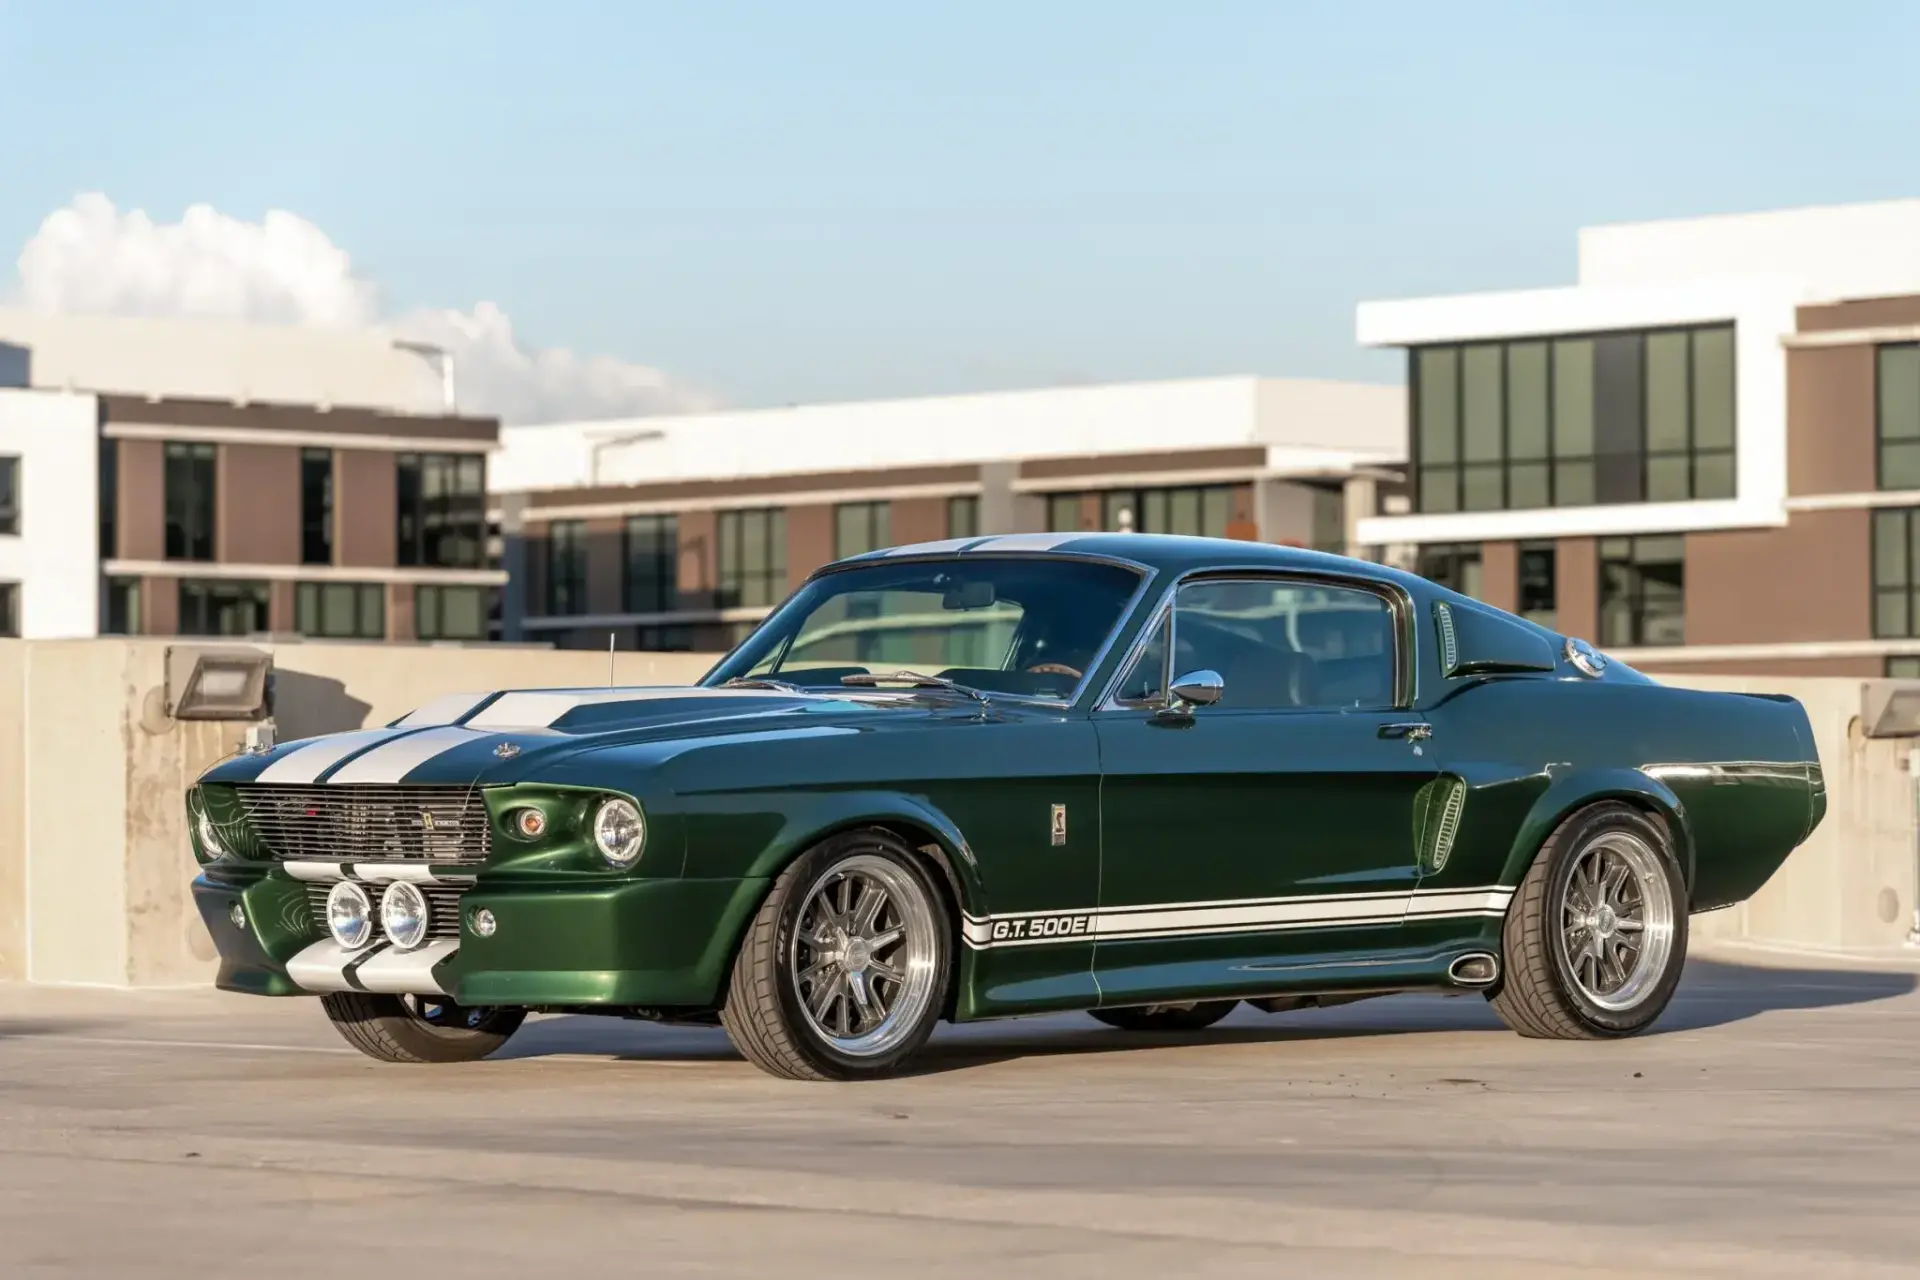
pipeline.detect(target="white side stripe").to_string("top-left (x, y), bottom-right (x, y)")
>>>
top-left (326, 727), bottom-right (491, 783)
top-left (960, 886), bottom-right (1516, 950)
top-left (255, 728), bottom-right (413, 784)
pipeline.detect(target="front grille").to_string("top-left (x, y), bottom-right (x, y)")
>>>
top-left (234, 785), bottom-right (492, 864)
top-left (303, 881), bottom-right (469, 940)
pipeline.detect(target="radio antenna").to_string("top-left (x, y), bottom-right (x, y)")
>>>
top-left (607, 632), bottom-right (615, 687)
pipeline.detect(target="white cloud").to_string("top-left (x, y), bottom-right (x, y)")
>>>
top-left (10, 193), bottom-right (712, 424)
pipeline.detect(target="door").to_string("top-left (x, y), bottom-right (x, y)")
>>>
top-left (1092, 574), bottom-right (1434, 1004)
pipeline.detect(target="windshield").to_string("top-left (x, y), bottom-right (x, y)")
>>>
top-left (703, 556), bottom-right (1144, 702)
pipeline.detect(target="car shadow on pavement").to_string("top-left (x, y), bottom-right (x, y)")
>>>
top-left (488, 956), bottom-right (1918, 1072)
top-left (0, 1019), bottom-right (103, 1040)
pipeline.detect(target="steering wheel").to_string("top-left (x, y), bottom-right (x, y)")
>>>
top-left (1026, 662), bottom-right (1083, 679)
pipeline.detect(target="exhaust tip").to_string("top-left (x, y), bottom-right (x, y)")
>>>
top-left (1448, 951), bottom-right (1500, 986)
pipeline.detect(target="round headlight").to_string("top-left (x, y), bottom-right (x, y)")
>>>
top-left (380, 880), bottom-right (430, 951)
top-left (510, 807), bottom-right (547, 839)
top-left (194, 801), bottom-right (227, 860)
top-left (326, 881), bottom-right (373, 951)
top-left (593, 798), bottom-right (646, 868)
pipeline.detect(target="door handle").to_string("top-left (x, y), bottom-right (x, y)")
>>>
top-left (1378, 721), bottom-right (1433, 742)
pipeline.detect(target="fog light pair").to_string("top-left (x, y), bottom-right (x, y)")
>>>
top-left (326, 880), bottom-right (430, 952)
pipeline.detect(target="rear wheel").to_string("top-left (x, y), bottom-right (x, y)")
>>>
top-left (721, 830), bottom-right (952, 1081)
top-left (1089, 1000), bottom-right (1238, 1032)
top-left (320, 991), bottom-right (526, 1063)
top-left (1489, 802), bottom-right (1686, 1040)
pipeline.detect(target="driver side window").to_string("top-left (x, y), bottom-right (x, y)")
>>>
top-left (1115, 578), bottom-right (1398, 711)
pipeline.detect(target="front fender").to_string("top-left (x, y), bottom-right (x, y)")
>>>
top-left (680, 788), bottom-right (986, 918)
top-left (1500, 768), bottom-right (1694, 893)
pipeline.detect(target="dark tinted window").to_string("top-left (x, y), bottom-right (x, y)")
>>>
top-left (546, 520), bottom-right (587, 615)
top-left (164, 442), bottom-right (216, 561)
top-left (1598, 536), bottom-right (1684, 647)
top-left (178, 580), bottom-right (267, 637)
top-left (624, 514), bottom-right (677, 613)
top-left (417, 585), bottom-right (488, 640)
top-left (708, 556), bottom-right (1141, 701)
top-left (300, 449), bottom-right (333, 565)
top-left (716, 508), bottom-right (786, 608)
top-left (1160, 579), bottom-right (1396, 711)
top-left (396, 452), bottom-right (485, 568)
top-left (295, 582), bottom-right (384, 639)
top-left (1518, 541), bottom-right (1557, 630)
top-left (0, 455), bottom-right (19, 536)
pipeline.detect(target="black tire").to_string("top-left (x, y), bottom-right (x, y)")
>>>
top-left (320, 991), bottom-right (526, 1063)
top-left (720, 830), bottom-right (952, 1081)
top-left (1488, 802), bottom-right (1688, 1040)
top-left (1089, 1000), bottom-right (1238, 1032)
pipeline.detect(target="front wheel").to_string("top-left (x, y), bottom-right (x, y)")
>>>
top-left (1089, 1000), bottom-right (1238, 1032)
top-left (1489, 802), bottom-right (1687, 1039)
top-left (721, 830), bottom-right (952, 1081)
top-left (321, 991), bottom-right (526, 1063)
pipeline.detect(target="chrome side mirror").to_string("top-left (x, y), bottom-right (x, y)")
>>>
top-left (1168, 669), bottom-right (1224, 708)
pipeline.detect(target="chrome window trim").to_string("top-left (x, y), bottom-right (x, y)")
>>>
top-left (1094, 565), bottom-right (1416, 713)
top-left (700, 550), bottom-right (1158, 711)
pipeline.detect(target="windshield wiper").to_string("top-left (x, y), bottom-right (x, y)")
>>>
top-left (720, 677), bottom-right (809, 694)
top-left (840, 670), bottom-right (993, 709)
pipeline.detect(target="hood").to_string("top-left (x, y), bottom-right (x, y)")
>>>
top-left (200, 685), bottom-right (968, 787)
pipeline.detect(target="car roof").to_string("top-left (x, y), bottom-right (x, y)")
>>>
top-left (832, 531), bottom-right (1436, 597)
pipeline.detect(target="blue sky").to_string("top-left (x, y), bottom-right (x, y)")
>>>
top-left (2, 1), bottom-right (1916, 410)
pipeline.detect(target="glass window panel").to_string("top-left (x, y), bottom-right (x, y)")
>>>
top-left (1552, 339), bottom-right (1596, 457)
top-left (1416, 347), bottom-right (1459, 465)
top-left (1174, 580), bottom-right (1394, 710)
top-left (440, 586), bottom-right (484, 639)
top-left (1461, 344), bottom-right (1503, 464)
top-left (1508, 462), bottom-right (1550, 510)
top-left (1047, 494), bottom-right (1079, 532)
top-left (740, 511), bottom-right (768, 574)
top-left (1646, 455), bottom-right (1690, 503)
top-left (1168, 488), bottom-right (1201, 535)
top-left (1553, 461), bottom-right (1595, 507)
top-left (947, 496), bottom-right (979, 539)
top-left (1418, 466), bottom-right (1458, 513)
top-left (1506, 342), bottom-right (1549, 460)
top-left (1593, 334), bottom-right (1645, 503)
top-left (1142, 490), bottom-right (1169, 533)
top-left (360, 585), bottom-right (385, 638)
top-left (1694, 451), bottom-right (1736, 500)
top-left (1461, 464), bottom-right (1503, 512)
top-left (295, 582), bottom-right (318, 634)
top-left (769, 511), bottom-right (787, 577)
top-left (1518, 542), bottom-right (1556, 625)
top-left (1881, 441), bottom-right (1920, 490)
top-left (1879, 346), bottom-right (1920, 444)
top-left (321, 583), bottom-right (355, 635)
top-left (1875, 510), bottom-right (1909, 586)
top-left (1201, 487), bottom-right (1232, 539)
top-left (1642, 605), bottom-right (1685, 647)
top-left (1636, 536), bottom-right (1685, 564)
top-left (1645, 331), bottom-right (1690, 452)
top-left (1101, 491), bottom-right (1134, 532)
top-left (1599, 601), bottom-right (1635, 648)
top-left (1876, 590), bottom-right (1908, 638)
top-left (1693, 327), bottom-right (1736, 450)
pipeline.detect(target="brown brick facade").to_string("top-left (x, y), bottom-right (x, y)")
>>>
top-left (1683, 510), bottom-right (1871, 646)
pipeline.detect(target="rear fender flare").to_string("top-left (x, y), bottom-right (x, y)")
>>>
top-left (1500, 769), bottom-right (1694, 894)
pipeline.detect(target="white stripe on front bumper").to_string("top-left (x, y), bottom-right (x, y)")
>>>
top-left (285, 938), bottom-right (457, 995)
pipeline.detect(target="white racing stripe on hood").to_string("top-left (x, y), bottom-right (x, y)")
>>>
top-left (256, 728), bottom-right (416, 784)
top-left (465, 686), bottom-right (773, 731)
top-left (325, 726), bottom-right (493, 784)
top-left (395, 692), bottom-right (496, 727)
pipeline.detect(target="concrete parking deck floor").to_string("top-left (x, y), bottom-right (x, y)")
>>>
top-left (2, 942), bottom-right (1918, 1279)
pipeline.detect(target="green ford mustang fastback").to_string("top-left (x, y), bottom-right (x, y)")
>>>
top-left (188, 534), bottom-right (1825, 1080)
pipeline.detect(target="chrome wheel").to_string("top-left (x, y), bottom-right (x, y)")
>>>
top-left (790, 853), bottom-right (941, 1059)
top-left (1556, 830), bottom-right (1677, 1013)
